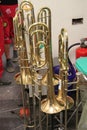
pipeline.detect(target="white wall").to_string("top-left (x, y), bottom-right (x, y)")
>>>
top-left (18, 0), bottom-right (87, 63)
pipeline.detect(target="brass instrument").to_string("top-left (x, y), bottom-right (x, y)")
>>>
top-left (28, 22), bottom-right (50, 130)
top-left (19, 0), bottom-right (35, 24)
top-left (14, 1), bottom-right (35, 85)
top-left (29, 23), bottom-right (65, 114)
top-left (20, 0), bottom-right (34, 10)
top-left (56, 28), bottom-right (74, 109)
top-left (37, 7), bottom-right (58, 87)
top-left (28, 23), bottom-right (49, 69)
top-left (13, 13), bottom-right (18, 49)
top-left (13, 1), bottom-right (40, 130)
top-left (37, 7), bottom-right (51, 44)
top-left (13, 10), bottom-right (23, 50)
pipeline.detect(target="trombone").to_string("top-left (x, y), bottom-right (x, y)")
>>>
top-left (13, 1), bottom-right (39, 130)
top-left (28, 22), bottom-right (64, 117)
top-left (14, 0), bottom-right (35, 85)
top-left (37, 7), bottom-right (58, 87)
top-left (31, 24), bottom-right (65, 114)
top-left (37, 7), bottom-right (51, 45)
top-left (56, 28), bottom-right (74, 109)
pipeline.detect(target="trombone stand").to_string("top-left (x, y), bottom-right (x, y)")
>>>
top-left (52, 76), bottom-right (80, 130)
top-left (67, 75), bottom-right (80, 129)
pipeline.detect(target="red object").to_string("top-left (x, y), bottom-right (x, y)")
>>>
top-left (19, 107), bottom-right (30, 118)
top-left (0, 17), bottom-right (4, 55)
top-left (0, 4), bottom-right (18, 44)
top-left (76, 47), bottom-right (87, 59)
top-left (0, 16), bottom-right (4, 78)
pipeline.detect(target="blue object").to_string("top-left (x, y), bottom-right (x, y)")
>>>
top-left (53, 62), bottom-right (76, 95)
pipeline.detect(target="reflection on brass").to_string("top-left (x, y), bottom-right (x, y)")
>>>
top-left (41, 72), bottom-right (59, 86)
top-left (41, 98), bottom-right (64, 114)
top-left (37, 7), bottom-right (59, 87)
top-left (37, 7), bottom-right (52, 46)
top-left (15, 72), bottom-right (32, 85)
top-left (20, 1), bottom-right (33, 11)
top-left (29, 22), bottom-right (64, 114)
top-left (28, 22), bottom-right (49, 69)
top-left (56, 29), bottom-right (74, 109)
top-left (36, 8), bottom-right (65, 114)
top-left (15, 72), bottom-right (40, 85)
top-left (13, 1), bottom-right (35, 85)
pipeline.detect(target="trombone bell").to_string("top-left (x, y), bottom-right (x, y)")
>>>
top-left (15, 72), bottom-right (32, 85)
top-left (41, 97), bottom-right (64, 114)
top-left (56, 89), bottom-right (74, 109)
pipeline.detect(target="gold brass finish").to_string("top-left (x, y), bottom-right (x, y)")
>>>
top-left (37, 7), bottom-right (51, 43)
top-left (28, 22), bottom-right (49, 69)
top-left (29, 23), bottom-right (64, 114)
top-left (14, 1), bottom-right (35, 85)
top-left (41, 72), bottom-right (59, 86)
top-left (37, 7), bottom-right (51, 30)
top-left (56, 29), bottom-right (74, 109)
top-left (37, 7), bottom-right (59, 87)
top-left (37, 8), bottom-right (65, 114)
top-left (20, 0), bottom-right (33, 11)
top-left (19, 0), bottom-right (35, 24)
top-left (14, 71), bottom-right (40, 85)
top-left (13, 10), bottom-right (21, 49)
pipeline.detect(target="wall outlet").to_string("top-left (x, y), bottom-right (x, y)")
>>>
top-left (72, 18), bottom-right (83, 25)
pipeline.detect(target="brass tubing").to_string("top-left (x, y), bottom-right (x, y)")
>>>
top-left (29, 22), bottom-right (65, 114)
top-left (37, 7), bottom-right (52, 56)
top-left (28, 22), bottom-right (49, 69)
top-left (14, 1), bottom-right (36, 85)
top-left (37, 7), bottom-right (58, 87)
top-left (56, 29), bottom-right (74, 110)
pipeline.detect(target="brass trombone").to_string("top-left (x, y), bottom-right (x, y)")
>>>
top-left (13, 10), bottom-right (23, 50)
top-left (28, 22), bottom-right (50, 130)
top-left (19, 0), bottom-right (35, 24)
top-left (56, 28), bottom-right (74, 109)
top-left (14, 1), bottom-right (35, 85)
top-left (28, 22), bottom-right (49, 69)
top-left (37, 7), bottom-right (51, 44)
top-left (28, 22), bottom-right (64, 114)
top-left (13, 1), bottom-right (40, 130)
top-left (29, 23), bottom-right (65, 114)
top-left (37, 7), bottom-right (58, 87)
